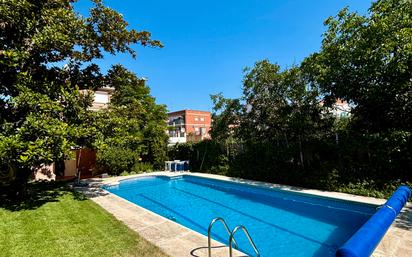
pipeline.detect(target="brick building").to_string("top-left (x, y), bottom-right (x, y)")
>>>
top-left (167, 109), bottom-right (212, 145)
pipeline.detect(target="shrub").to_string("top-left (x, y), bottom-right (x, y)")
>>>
top-left (96, 146), bottom-right (140, 176)
top-left (119, 171), bottom-right (130, 176)
top-left (131, 162), bottom-right (153, 173)
top-left (168, 136), bottom-right (411, 199)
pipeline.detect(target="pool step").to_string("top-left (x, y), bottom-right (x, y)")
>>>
top-left (207, 217), bottom-right (260, 257)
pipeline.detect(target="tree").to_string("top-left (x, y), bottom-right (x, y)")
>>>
top-left (210, 93), bottom-right (241, 142)
top-left (303, 0), bottom-right (412, 132)
top-left (240, 60), bottom-right (330, 147)
top-left (0, 0), bottom-right (162, 194)
top-left (208, 60), bottom-right (334, 182)
top-left (93, 65), bottom-right (168, 174)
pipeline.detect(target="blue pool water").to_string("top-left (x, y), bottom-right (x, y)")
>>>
top-left (105, 175), bottom-right (376, 257)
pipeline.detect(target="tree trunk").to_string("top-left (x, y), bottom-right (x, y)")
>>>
top-left (298, 135), bottom-right (304, 169)
top-left (11, 166), bottom-right (32, 199)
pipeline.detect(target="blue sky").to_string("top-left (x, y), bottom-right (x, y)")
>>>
top-left (75, 0), bottom-right (372, 112)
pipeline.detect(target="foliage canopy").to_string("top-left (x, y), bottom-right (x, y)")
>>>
top-left (0, 0), bottom-right (164, 191)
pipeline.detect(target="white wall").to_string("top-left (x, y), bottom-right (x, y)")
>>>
top-left (168, 136), bottom-right (187, 146)
top-left (94, 91), bottom-right (110, 104)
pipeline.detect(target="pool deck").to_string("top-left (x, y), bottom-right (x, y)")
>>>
top-left (76, 172), bottom-right (412, 257)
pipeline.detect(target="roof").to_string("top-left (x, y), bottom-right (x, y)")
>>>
top-left (168, 109), bottom-right (211, 115)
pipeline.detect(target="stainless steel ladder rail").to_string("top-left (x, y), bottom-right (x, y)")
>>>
top-left (207, 217), bottom-right (239, 257)
top-left (229, 225), bottom-right (260, 257)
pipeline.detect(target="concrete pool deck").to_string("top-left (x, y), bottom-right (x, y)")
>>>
top-left (76, 172), bottom-right (412, 257)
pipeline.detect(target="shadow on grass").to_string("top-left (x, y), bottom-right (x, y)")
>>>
top-left (0, 181), bottom-right (87, 212)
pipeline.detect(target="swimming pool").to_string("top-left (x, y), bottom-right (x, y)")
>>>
top-left (105, 175), bottom-right (376, 257)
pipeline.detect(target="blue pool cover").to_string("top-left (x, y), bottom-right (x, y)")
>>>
top-left (336, 185), bottom-right (411, 257)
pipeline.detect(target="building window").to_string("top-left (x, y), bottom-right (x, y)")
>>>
top-left (94, 92), bottom-right (109, 104)
top-left (194, 117), bottom-right (199, 121)
top-left (200, 117), bottom-right (205, 121)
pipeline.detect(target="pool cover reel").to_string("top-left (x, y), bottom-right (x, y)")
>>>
top-left (336, 186), bottom-right (411, 257)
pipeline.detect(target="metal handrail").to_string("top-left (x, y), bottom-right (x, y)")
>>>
top-left (207, 217), bottom-right (238, 257)
top-left (229, 225), bottom-right (260, 257)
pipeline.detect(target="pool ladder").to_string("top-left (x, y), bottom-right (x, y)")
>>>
top-left (207, 217), bottom-right (260, 257)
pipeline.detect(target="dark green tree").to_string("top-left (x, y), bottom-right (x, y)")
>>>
top-left (303, 0), bottom-right (412, 132)
top-left (208, 60), bottom-right (333, 182)
top-left (300, 0), bottom-right (412, 185)
top-left (93, 65), bottom-right (168, 174)
top-left (0, 0), bottom-right (162, 193)
top-left (210, 93), bottom-right (241, 142)
top-left (240, 61), bottom-right (330, 148)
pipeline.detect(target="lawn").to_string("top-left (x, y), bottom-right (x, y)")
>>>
top-left (0, 182), bottom-right (168, 257)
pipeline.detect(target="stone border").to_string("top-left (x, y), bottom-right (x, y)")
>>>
top-left (76, 172), bottom-right (411, 257)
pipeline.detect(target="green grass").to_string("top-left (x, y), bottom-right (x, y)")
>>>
top-left (0, 182), bottom-right (168, 257)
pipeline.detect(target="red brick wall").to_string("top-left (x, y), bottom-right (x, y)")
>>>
top-left (183, 110), bottom-right (211, 141)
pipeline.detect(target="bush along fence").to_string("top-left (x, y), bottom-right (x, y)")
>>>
top-left (168, 134), bottom-right (412, 199)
